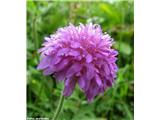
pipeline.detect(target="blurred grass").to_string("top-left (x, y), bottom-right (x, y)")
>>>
top-left (27, 1), bottom-right (134, 120)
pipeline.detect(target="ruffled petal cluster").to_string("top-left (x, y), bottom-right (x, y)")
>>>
top-left (37, 23), bottom-right (118, 102)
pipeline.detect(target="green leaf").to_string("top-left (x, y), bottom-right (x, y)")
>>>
top-left (115, 42), bottom-right (132, 55)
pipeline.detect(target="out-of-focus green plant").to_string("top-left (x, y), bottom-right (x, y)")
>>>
top-left (27, 1), bottom-right (134, 120)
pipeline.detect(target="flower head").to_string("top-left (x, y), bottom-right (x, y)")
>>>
top-left (37, 23), bottom-right (118, 102)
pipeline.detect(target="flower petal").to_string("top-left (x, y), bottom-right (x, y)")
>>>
top-left (86, 64), bottom-right (95, 80)
top-left (53, 59), bottom-right (69, 72)
top-left (43, 67), bottom-right (54, 75)
top-left (71, 42), bottom-right (81, 48)
top-left (66, 63), bottom-right (82, 78)
top-left (37, 56), bottom-right (52, 70)
top-left (104, 63), bottom-right (110, 76)
top-left (86, 54), bottom-right (93, 63)
top-left (52, 55), bottom-right (62, 65)
top-left (86, 82), bottom-right (98, 102)
top-left (78, 75), bottom-right (86, 91)
top-left (95, 74), bottom-right (102, 86)
top-left (57, 48), bottom-right (69, 56)
top-left (67, 50), bottom-right (80, 57)
top-left (54, 70), bottom-right (66, 82)
top-left (63, 78), bottom-right (76, 96)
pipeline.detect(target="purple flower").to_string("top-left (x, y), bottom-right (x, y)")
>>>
top-left (37, 23), bottom-right (118, 102)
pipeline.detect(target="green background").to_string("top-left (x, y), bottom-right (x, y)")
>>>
top-left (27, 1), bottom-right (134, 120)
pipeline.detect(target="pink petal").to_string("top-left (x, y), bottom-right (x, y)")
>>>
top-left (95, 74), bottom-right (102, 86)
top-left (104, 63), bottom-right (110, 76)
top-left (37, 56), bottom-right (52, 70)
top-left (52, 55), bottom-right (62, 65)
top-left (68, 50), bottom-right (80, 57)
top-left (78, 75), bottom-right (86, 90)
top-left (86, 64), bottom-right (95, 80)
top-left (57, 48), bottom-right (69, 56)
top-left (52, 59), bottom-right (69, 72)
top-left (66, 63), bottom-right (82, 78)
top-left (86, 54), bottom-right (93, 63)
top-left (63, 78), bottom-right (76, 96)
top-left (43, 67), bottom-right (54, 75)
top-left (71, 42), bottom-right (81, 48)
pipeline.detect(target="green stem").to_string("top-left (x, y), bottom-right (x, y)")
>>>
top-left (52, 91), bottom-right (65, 120)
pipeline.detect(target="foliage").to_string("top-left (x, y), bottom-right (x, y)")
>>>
top-left (27, 1), bottom-right (134, 120)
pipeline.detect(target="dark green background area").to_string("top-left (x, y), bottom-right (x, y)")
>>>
top-left (27, 1), bottom-right (134, 120)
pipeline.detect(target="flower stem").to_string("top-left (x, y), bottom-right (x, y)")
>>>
top-left (52, 91), bottom-right (65, 120)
